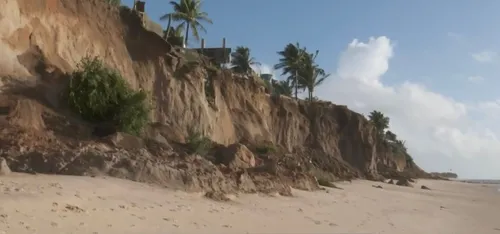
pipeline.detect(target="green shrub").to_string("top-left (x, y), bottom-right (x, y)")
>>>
top-left (186, 130), bottom-right (212, 156)
top-left (255, 143), bottom-right (276, 155)
top-left (67, 56), bottom-right (149, 135)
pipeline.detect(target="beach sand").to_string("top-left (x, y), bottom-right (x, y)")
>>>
top-left (1, 173), bottom-right (499, 234)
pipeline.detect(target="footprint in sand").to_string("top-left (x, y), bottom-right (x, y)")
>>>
top-left (304, 216), bottom-right (322, 225)
top-left (65, 204), bottom-right (85, 213)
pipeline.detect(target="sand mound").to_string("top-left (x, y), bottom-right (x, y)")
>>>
top-left (7, 99), bottom-right (45, 131)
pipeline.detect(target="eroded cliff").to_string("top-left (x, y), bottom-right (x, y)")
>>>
top-left (0, 0), bottom-right (427, 193)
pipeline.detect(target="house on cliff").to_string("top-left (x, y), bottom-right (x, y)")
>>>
top-left (133, 1), bottom-right (231, 66)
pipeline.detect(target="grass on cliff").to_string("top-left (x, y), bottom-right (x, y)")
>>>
top-left (67, 56), bottom-right (149, 135)
top-left (106, 0), bottom-right (121, 6)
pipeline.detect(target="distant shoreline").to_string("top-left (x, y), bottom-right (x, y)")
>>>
top-left (452, 179), bottom-right (500, 184)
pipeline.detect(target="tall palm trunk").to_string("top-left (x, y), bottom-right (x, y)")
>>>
top-left (184, 21), bottom-right (190, 48)
top-left (294, 70), bottom-right (298, 99)
top-left (164, 14), bottom-right (172, 40)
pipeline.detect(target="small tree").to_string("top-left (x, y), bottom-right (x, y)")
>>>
top-left (67, 56), bottom-right (149, 135)
top-left (385, 130), bottom-right (397, 142)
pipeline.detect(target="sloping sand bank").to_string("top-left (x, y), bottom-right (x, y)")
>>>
top-left (1, 174), bottom-right (499, 234)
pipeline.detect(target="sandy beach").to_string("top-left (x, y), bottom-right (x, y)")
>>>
top-left (0, 174), bottom-right (498, 234)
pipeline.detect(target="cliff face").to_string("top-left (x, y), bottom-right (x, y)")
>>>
top-left (0, 0), bottom-right (423, 180)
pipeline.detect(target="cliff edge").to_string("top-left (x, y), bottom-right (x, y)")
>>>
top-left (0, 0), bottom-right (428, 194)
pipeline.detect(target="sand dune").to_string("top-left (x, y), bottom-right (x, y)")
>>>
top-left (1, 174), bottom-right (499, 234)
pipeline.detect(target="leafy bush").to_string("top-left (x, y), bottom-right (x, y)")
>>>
top-left (67, 56), bottom-right (149, 135)
top-left (255, 143), bottom-right (276, 155)
top-left (186, 130), bottom-right (212, 156)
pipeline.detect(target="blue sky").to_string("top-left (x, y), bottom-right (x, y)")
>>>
top-left (122, 0), bottom-right (500, 102)
top-left (122, 0), bottom-right (500, 179)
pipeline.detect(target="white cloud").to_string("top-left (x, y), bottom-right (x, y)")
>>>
top-left (472, 51), bottom-right (497, 63)
top-left (467, 75), bottom-right (484, 83)
top-left (316, 36), bottom-right (500, 179)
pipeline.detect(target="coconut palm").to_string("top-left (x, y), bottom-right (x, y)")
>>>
top-left (272, 80), bottom-right (293, 97)
top-left (160, 0), bottom-right (212, 47)
top-left (274, 43), bottom-right (307, 99)
top-left (394, 139), bottom-right (408, 154)
top-left (230, 46), bottom-right (260, 75)
top-left (298, 51), bottom-right (330, 101)
top-left (368, 110), bottom-right (390, 136)
top-left (162, 23), bottom-right (185, 46)
top-left (395, 139), bottom-right (407, 150)
top-left (163, 14), bottom-right (173, 39)
top-left (163, 23), bottom-right (183, 39)
top-left (385, 130), bottom-right (397, 142)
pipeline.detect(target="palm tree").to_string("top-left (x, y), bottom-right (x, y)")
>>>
top-left (274, 43), bottom-right (307, 100)
top-left (163, 24), bottom-right (184, 46)
top-left (230, 46), bottom-right (260, 75)
top-left (385, 130), bottom-right (397, 142)
top-left (394, 139), bottom-right (407, 153)
top-left (368, 110), bottom-right (389, 136)
top-left (160, 0), bottom-right (212, 47)
top-left (298, 51), bottom-right (330, 101)
top-left (163, 23), bottom-right (183, 39)
top-left (272, 80), bottom-right (293, 97)
top-left (163, 14), bottom-right (173, 39)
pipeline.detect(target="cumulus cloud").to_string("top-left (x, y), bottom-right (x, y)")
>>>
top-left (316, 36), bottom-right (500, 179)
top-left (467, 75), bottom-right (484, 83)
top-left (472, 51), bottom-right (497, 63)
